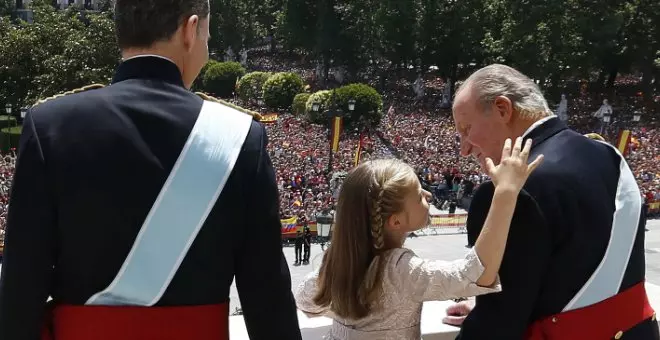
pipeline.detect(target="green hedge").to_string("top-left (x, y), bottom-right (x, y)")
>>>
top-left (192, 60), bottom-right (220, 91)
top-left (305, 90), bottom-right (333, 124)
top-left (262, 72), bottom-right (304, 111)
top-left (202, 61), bottom-right (246, 98)
top-left (236, 72), bottom-right (272, 103)
top-left (334, 83), bottom-right (383, 125)
top-left (0, 115), bottom-right (17, 129)
top-left (292, 93), bottom-right (311, 116)
top-left (0, 126), bottom-right (22, 152)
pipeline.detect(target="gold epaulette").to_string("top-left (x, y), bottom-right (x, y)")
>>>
top-left (195, 92), bottom-right (263, 121)
top-left (585, 133), bottom-right (606, 142)
top-left (34, 84), bottom-right (106, 106)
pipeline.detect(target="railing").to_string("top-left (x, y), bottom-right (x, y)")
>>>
top-left (229, 282), bottom-right (660, 339)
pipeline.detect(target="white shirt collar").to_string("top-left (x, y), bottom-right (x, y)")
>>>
top-left (122, 54), bottom-right (175, 64)
top-left (522, 115), bottom-right (557, 138)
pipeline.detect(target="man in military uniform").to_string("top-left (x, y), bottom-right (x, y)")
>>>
top-left (0, 1), bottom-right (302, 339)
top-left (303, 227), bottom-right (312, 265)
top-left (294, 230), bottom-right (303, 265)
top-left (446, 64), bottom-right (659, 339)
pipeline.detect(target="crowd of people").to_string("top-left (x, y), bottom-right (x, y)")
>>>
top-left (0, 84), bottom-right (657, 231)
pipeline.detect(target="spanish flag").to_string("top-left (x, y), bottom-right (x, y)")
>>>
top-left (616, 129), bottom-right (631, 156)
top-left (330, 116), bottom-right (343, 152)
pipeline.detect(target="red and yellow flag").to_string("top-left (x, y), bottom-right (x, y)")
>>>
top-left (330, 116), bottom-right (343, 152)
top-left (616, 129), bottom-right (631, 156)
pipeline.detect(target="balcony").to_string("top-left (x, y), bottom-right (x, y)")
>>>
top-left (228, 282), bottom-right (660, 339)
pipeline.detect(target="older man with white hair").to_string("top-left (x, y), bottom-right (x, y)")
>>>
top-left (445, 64), bottom-right (658, 339)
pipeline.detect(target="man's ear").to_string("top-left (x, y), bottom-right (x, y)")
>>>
top-left (182, 15), bottom-right (200, 52)
top-left (493, 96), bottom-right (513, 123)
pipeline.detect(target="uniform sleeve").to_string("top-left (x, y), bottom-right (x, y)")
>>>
top-left (294, 269), bottom-right (330, 317)
top-left (394, 249), bottom-right (501, 303)
top-left (234, 124), bottom-right (302, 340)
top-left (0, 111), bottom-right (56, 340)
top-left (457, 188), bottom-right (551, 340)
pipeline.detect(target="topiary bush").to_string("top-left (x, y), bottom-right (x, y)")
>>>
top-left (305, 90), bottom-right (333, 124)
top-left (0, 126), bottom-right (22, 152)
top-left (202, 61), bottom-right (246, 98)
top-left (192, 59), bottom-right (220, 91)
top-left (262, 72), bottom-right (304, 111)
top-left (236, 71), bottom-right (272, 103)
top-left (292, 93), bottom-right (311, 116)
top-left (334, 83), bottom-right (383, 125)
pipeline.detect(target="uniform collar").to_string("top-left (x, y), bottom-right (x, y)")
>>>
top-left (112, 55), bottom-right (185, 87)
top-left (524, 115), bottom-right (568, 149)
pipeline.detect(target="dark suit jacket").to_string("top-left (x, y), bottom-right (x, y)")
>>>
top-left (0, 56), bottom-right (302, 340)
top-left (457, 118), bottom-right (658, 339)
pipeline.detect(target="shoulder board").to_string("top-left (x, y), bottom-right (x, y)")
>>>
top-left (34, 83), bottom-right (106, 106)
top-left (584, 133), bottom-right (605, 142)
top-left (195, 92), bottom-right (263, 122)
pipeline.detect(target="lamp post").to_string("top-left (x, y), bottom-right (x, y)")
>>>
top-left (633, 110), bottom-right (641, 123)
top-left (4, 104), bottom-right (11, 151)
top-left (20, 108), bottom-right (27, 120)
top-left (601, 111), bottom-right (612, 135)
top-left (324, 93), bottom-right (356, 176)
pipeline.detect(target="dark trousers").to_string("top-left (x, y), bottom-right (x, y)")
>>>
top-left (295, 246), bottom-right (302, 263)
top-left (303, 246), bottom-right (310, 262)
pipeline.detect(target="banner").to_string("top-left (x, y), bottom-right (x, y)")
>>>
top-left (616, 130), bottom-right (631, 156)
top-left (330, 116), bottom-right (343, 152)
top-left (281, 221), bottom-right (318, 239)
top-left (260, 114), bottom-right (278, 123)
top-left (429, 214), bottom-right (468, 228)
top-left (280, 216), bottom-right (298, 234)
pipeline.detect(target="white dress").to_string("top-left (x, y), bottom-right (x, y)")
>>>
top-left (295, 248), bottom-right (501, 340)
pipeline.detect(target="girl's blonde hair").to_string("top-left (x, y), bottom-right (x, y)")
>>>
top-left (313, 159), bottom-right (420, 319)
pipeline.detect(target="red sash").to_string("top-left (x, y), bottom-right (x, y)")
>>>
top-left (525, 282), bottom-right (655, 339)
top-left (42, 303), bottom-right (229, 340)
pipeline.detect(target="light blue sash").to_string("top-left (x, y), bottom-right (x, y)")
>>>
top-left (563, 140), bottom-right (642, 311)
top-left (86, 101), bottom-right (253, 306)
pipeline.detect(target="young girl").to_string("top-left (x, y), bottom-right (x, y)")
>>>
top-left (295, 137), bottom-right (543, 340)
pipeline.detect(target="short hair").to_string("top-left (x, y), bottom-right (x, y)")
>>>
top-left (457, 64), bottom-right (552, 120)
top-left (114, 0), bottom-right (210, 49)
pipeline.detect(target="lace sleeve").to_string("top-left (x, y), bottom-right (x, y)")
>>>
top-left (393, 248), bottom-right (502, 302)
top-left (294, 269), bottom-right (329, 317)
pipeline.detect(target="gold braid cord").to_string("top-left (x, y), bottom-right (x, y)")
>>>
top-left (195, 92), bottom-right (263, 122)
top-left (584, 133), bottom-right (606, 142)
top-left (34, 84), bottom-right (106, 106)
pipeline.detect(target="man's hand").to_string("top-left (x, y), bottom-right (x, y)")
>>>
top-left (443, 301), bottom-right (474, 326)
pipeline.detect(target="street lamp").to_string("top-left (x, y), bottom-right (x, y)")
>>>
top-left (312, 102), bottom-right (320, 112)
top-left (348, 99), bottom-right (356, 112)
top-left (633, 110), bottom-right (641, 122)
top-left (5, 104), bottom-right (11, 116)
top-left (20, 108), bottom-right (27, 119)
top-left (600, 111), bottom-right (612, 135)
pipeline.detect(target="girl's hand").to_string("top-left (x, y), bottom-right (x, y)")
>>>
top-left (485, 137), bottom-right (543, 193)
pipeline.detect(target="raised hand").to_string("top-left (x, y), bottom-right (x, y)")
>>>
top-left (484, 137), bottom-right (543, 193)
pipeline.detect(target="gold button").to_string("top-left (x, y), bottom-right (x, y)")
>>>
top-left (551, 317), bottom-right (557, 323)
top-left (614, 330), bottom-right (623, 339)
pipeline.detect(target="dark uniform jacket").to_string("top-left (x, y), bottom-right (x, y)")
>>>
top-left (0, 56), bottom-right (302, 340)
top-left (457, 117), bottom-right (659, 339)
